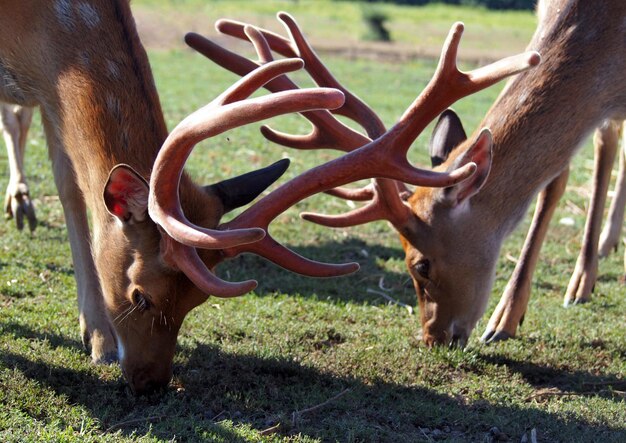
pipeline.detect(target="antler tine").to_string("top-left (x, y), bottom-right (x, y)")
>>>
top-left (244, 24), bottom-right (274, 64)
top-left (222, 234), bottom-right (359, 277)
top-left (301, 201), bottom-right (389, 229)
top-left (149, 61), bottom-right (345, 250)
top-left (214, 56), bottom-right (304, 106)
top-left (276, 12), bottom-right (386, 136)
top-left (324, 183), bottom-right (376, 202)
top-left (215, 18), bottom-right (297, 58)
top-left (163, 238), bottom-right (257, 298)
top-left (148, 60), bottom-right (346, 295)
top-left (217, 13), bottom-right (387, 138)
top-left (303, 180), bottom-right (413, 229)
top-left (389, 22), bottom-right (540, 153)
top-left (185, 31), bottom-right (367, 153)
top-left (436, 23), bottom-right (541, 95)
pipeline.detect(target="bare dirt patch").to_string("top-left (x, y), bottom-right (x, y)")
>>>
top-left (134, 7), bottom-right (524, 64)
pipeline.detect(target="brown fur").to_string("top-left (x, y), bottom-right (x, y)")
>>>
top-left (401, 0), bottom-right (626, 345)
top-left (0, 0), bottom-right (229, 394)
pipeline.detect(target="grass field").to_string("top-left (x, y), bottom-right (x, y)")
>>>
top-left (1, 2), bottom-right (625, 442)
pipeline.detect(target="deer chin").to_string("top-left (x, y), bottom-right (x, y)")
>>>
top-left (115, 323), bottom-right (179, 395)
top-left (403, 213), bottom-right (500, 349)
top-left (417, 285), bottom-right (490, 349)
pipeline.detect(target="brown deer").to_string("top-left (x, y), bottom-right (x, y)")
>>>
top-left (0, 103), bottom-right (36, 231)
top-left (208, 0), bottom-right (625, 347)
top-left (0, 2), bottom-right (534, 393)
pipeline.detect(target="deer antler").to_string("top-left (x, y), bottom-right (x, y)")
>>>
top-left (188, 12), bottom-right (539, 234)
top-left (186, 17), bottom-right (500, 276)
top-left (148, 58), bottom-right (346, 297)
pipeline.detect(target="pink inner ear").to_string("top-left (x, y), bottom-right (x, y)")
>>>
top-left (104, 166), bottom-right (149, 221)
top-left (450, 129), bottom-right (492, 205)
top-left (470, 131), bottom-right (492, 166)
top-left (110, 169), bottom-right (142, 193)
top-left (110, 200), bottom-right (128, 218)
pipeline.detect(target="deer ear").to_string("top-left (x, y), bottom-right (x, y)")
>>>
top-left (206, 158), bottom-right (290, 213)
top-left (429, 109), bottom-right (467, 167)
top-left (104, 164), bottom-right (150, 223)
top-left (442, 129), bottom-right (492, 206)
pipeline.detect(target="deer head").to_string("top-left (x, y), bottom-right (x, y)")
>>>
top-left (99, 159), bottom-right (290, 393)
top-left (400, 113), bottom-right (497, 346)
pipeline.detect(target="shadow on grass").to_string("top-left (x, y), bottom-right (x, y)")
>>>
top-left (217, 237), bottom-right (417, 307)
top-left (1, 323), bottom-right (625, 442)
top-left (479, 353), bottom-right (626, 399)
top-left (0, 321), bottom-right (83, 350)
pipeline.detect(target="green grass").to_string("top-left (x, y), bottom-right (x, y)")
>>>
top-left (1, 3), bottom-right (625, 443)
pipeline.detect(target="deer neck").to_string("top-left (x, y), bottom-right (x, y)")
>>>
top-left (2, 1), bottom-right (168, 219)
top-left (471, 1), bottom-right (626, 235)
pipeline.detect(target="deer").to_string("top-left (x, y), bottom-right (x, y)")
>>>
top-left (204, 0), bottom-right (626, 348)
top-left (0, 2), bottom-right (537, 393)
top-left (0, 103), bottom-right (37, 231)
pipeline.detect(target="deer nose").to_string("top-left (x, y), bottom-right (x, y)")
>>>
top-left (450, 325), bottom-right (469, 348)
top-left (421, 330), bottom-right (449, 347)
top-left (127, 367), bottom-right (172, 396)
top-left (450, 332), bottom-right (468, 348)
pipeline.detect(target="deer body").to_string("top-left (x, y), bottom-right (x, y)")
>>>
top-left (401, 0), bottom-right (626, 345)
top-left (486, 119), bottom-right (625, 342)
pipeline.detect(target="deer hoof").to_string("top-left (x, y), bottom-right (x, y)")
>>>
top-left (482, 329), bottom-right (513, 344)
top-left (4, 183), bottom-right (37, 232)
top-left (564, 296), bottom-right (590, 307)
top-left (480, 329), bottom-right (496, 343)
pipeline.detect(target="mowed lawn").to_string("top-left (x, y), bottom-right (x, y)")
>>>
top-left (1, 2), bottom-right (625, 442)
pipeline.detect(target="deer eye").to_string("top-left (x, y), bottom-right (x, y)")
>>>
top-left (414, 259), bottom-right (430, 280)
top-left (132, 289), bottom-right (150, 312)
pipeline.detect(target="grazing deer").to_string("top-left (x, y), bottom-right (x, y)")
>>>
top-left (0, 103), bottom-right (36, 231)
top-left (0, 2), bottom-right (534, 393)
top-left (208, 0), bottom-right (625, 347)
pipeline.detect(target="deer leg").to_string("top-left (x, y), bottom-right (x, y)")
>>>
top-left (598, 123), bottom-right (625, 257)
top-left (564, 120), bottom-right (620, 306)
top-left (482, 168), bottom-right (569, 343)
top-left (1, 104), bottom-right (36, 231)
top-left (49, 147), bottom-right (117, 364)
